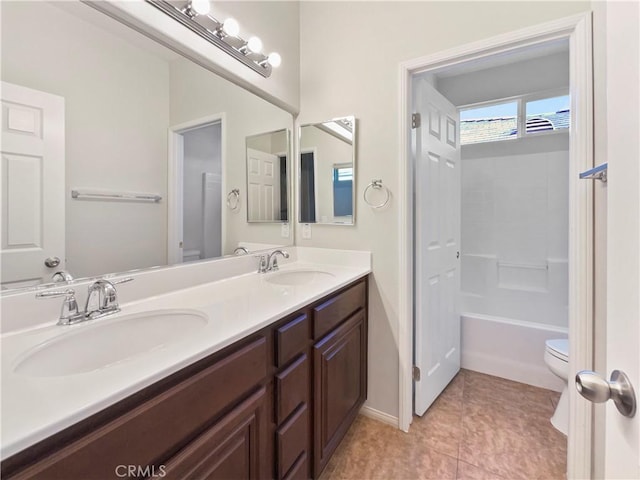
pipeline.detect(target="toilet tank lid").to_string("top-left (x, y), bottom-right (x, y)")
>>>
top-left (546, 339), bottom-right (569, 358)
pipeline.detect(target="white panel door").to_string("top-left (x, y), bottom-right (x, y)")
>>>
top-left (601, 2), bottom-right (639, 477)
top-left (414, 78), bottom-right (461, 416)
top-left (246, 148), bottom-right (280, 222)
top-left (1, 82), bottom-right (65, 288)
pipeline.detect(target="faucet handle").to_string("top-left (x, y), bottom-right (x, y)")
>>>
top-left (36, 289), bottom-right (81, 325)
top-left (36, 288), bottom-right (75, 299)
top-left (110, 277), bottom-right (133, 285)
top-left (255, 254), bottom-right (269, 273)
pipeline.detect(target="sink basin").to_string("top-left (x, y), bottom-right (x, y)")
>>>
top-left (265, 269), bottom-right (335, 286)
top-left (13, 310), bottom-right (208, 377)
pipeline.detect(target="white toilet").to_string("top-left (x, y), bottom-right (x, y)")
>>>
top-left (544, 338), bottom-right (569, 435)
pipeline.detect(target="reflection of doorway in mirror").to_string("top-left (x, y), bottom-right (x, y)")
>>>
top-left (299, 149), bottom-right (318, 223)
top-left (168, 117), bottom-right (224, 265)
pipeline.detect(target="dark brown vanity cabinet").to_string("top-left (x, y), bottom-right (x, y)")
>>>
top-left (312, 282), bottom-right (367, 477)
top-left (1, 276), bottom-right (368, 480)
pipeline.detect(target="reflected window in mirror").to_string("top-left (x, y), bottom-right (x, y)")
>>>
top-left (332, 164), bottom-right (353, 220)
top-left (299, 116), bottom-right (356, 225)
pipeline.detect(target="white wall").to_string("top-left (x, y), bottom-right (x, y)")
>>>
top-left (436, 51), bottom-right (569, 106)
top-left (299, 0), bottom-right (591, 420)
top-left (461, 135), bottom-right (569, 327)
top-left (183, 124), bottom-right (222, 260)
top-left (169, 57), bottom-right (294, 254)
top-left (1, 1), bottom-right (170, 279)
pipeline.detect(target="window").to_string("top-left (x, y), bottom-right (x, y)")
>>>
top-left (460, 92), bottom-right (569, 145)
top-left (332, 165), bottom-right (353, 217)
top-left (460, 101), bottom-right (518, 144)
top-left (525, 95), bottom-right (570, 133)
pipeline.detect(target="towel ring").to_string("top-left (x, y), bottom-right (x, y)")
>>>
top-left (226, 189), bottom-right (240, 211)
top-left (363, 180), bottom-right (390, 209)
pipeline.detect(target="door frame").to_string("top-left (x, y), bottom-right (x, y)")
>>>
top-left (398, 12), bottom-right (594, 479)
top-left (167, 113), bottom-right (226, 265)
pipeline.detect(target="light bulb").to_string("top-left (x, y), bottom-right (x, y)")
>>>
top-left (268, 52), bottom-right (282, 68)
top-left (247, 36), bottom-right (263, 54)
top-left (222, 18), bottom-right (240, 37)
top-left (190, 0), bottom-right (210, 16)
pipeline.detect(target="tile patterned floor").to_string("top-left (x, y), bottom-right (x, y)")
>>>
top-left (320, 369), bottom-right (566, 480)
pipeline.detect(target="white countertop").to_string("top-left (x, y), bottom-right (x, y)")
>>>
top-left (1, 258), bottom-right (370, 459)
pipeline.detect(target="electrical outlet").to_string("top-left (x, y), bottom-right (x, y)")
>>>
top-left (281, 223), bottom-right (290, 238)
top-left (302, 223), bottom-right (312, 239)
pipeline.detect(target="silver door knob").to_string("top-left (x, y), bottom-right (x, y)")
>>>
top-left (575, 370), bottom-right (636, 417)
top-left (44, 256), bottom-right (61, 268)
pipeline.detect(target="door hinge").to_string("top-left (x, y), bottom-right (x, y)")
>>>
top-left (413, 365), bottom-right (421, 381)
top-left (411, 113), bottom-right (421, 129)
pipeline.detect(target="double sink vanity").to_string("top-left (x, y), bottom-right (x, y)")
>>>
top-left (1, 248), bottom-right (371, 479)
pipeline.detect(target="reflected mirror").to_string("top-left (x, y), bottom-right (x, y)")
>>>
top-left (0, 1), bottom-right (293, 291)
top-left (246, 129), bottom-right (290, 223)
top-left (299, 116), bottom-right (356, 225)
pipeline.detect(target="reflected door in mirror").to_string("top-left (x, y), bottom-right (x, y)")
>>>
top-left (245, 129), bottom-right (290, 224)
top-left (1, 82), bottom-right (66, 289)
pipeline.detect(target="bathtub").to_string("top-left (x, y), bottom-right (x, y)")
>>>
top-left (460, 312), bottom-right (568, 392)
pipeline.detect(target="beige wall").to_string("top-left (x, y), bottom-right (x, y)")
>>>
top-left (299, 1), bottom-right (591, 419)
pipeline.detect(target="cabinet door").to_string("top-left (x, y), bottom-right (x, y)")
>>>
top-left (163, 387), bottom-right (268, 480)
top-left (313, 310), bottom-right (367, 477)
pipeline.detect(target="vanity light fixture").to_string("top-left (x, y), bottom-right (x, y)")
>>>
top-left (146, 0), bottom-right (281, 77)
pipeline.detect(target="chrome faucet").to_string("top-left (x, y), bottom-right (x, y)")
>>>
top-left (256, 249), bottom-right (289, 273)
top-left (85, 279), bottom-right (119, 319)
top-left (37, 277), bottom-right (133, 325)
top-left (234, 246), bottom-right (249, 255)
top-left (267, 249), bottom-right (289, 272)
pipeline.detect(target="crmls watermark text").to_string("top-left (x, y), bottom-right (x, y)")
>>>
top-left (115, 465), bottom-right (167, 478)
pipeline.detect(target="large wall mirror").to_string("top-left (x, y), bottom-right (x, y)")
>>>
top-left (246, 129), bottom-right (289, 223)
top-left (0, 1), bottom-right (293, 291)
top-left (299, 116), bottom-right (356, 225)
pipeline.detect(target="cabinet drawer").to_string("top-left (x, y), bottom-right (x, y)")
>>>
top-left (283, 451), bottom-right (308, 480)
top-left (10, 337), bottom-right (267, 480)
top-left (313, 280), bottom-right (366, 339)
top-left (275, 313), bottom-right (309, 367)
top-left (275, 353), bottom-right (309, 424)
top-left (276, 404), bottom-right (309, 480)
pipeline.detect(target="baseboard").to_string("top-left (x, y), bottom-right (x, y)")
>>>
top-left (359, 405), bottom-right (399, 428)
